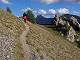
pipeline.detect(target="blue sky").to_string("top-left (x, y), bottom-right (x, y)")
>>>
top-left (0, 0), bottom-right (80, 16)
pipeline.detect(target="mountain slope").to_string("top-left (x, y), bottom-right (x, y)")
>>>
top-left (0, 9), bottom-right (25, 60)
top-left (26, 22), bottom-right (80, 60)
top-left (0, 9), bottom-right (80, 60)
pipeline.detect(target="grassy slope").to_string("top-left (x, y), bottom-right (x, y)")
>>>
top-left (26, 23), bottom-right (80, 60)
top-left (0, 9), bottom-right (25, 60)
top-left (1, 8), bottom-right (80, 60)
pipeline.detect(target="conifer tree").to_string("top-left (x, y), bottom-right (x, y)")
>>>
top-left (26, 10), bottom-right (35, 23)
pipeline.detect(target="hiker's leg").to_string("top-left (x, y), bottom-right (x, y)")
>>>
top-left (24, 19), bottom-right (26, 23)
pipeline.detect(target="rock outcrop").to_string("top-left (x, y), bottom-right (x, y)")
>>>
top-left (67, 26), bottom-right (76, 42)
top-left (55, 15), bottom-right (66, 26)
top-left (54, 15), bottom-right (80, 43)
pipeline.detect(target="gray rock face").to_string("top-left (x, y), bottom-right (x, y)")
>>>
top-left (70, 16), bottom-right (80, 30)
top-left (67, 26), bottom-right (76, 42)
top-left (79, 24), bottom-right (80, 28)
top-left (71, 16), bottom-right (79, 26)
top-left (55, 15), bottom-right (80, 43)
top-left (55, 15), bottom-right (66, 26)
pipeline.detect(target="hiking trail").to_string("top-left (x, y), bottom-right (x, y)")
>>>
top-left (20, 22), bottom-right (31, 60)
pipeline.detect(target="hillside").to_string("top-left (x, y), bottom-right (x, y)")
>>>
top-left (0, 9), bottom-right (25, 60)
top-left (0, 9), bottom-right (80, 60)
top-left (26, 22), bottom-right (80, 60)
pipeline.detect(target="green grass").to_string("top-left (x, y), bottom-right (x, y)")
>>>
top-left (18, 19), bottom-right (25, 29)
top-left (37, 24), bottom-right (62, 37)
top-left (14, 20), bottom-right (25, 60)
top-left (14, 40), bottom-right (24, 60)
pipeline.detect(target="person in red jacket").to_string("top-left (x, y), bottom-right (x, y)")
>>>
top-left (23, 15), bottom-right (29, 23)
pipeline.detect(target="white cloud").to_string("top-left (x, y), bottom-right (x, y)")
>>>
top-left (21, 8), bottom-right (32, 12)
top-left (41, 0), bottom-right (59, 4)
top-left (38, 9), bottom-right (47, 14)
top-left (65, 0), bottom-right (80, 3)
top-left (21, 8), bottom-right (80, 17)
top-left (73, 11), bottom-right (80, 16)
top-left (39, 0), bottom-right (80, 4)
top-left (1, 0), bottom-right (10, 4)
top-left (57, 8), bottom-right (69, 14)
top-left (66, 0), bottom-right (80, 2)
top-left (33, 10), bottom-right (38, 14)
top-left (48, 9), bottom-right (57, 14)
top-left (21, 8), bottom-right (70, 15)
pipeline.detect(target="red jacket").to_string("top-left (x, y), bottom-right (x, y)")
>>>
top-left (23, 16), bottom-right (29, 20)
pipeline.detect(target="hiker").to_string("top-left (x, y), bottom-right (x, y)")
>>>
top-left (23, 15), bottom-right (29, 23)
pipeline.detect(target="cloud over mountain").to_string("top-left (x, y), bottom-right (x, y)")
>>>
top-left (57, 8), bottom-right (70, 14)
top-left (48, 9), bottom-right (57, 14)
top-left (21, 8), bottom-right (70, 15)
top-left (0, 0), bottom-right (10, 4)
top-left (38, 9), bottom-right (47, 14)
top-left (21, 7), bottom-right (80, 16)
top-left (33, 8), bottom-right (69, 15)
top-left (41, 0), bottom-right (59, 4)
top-left (73, 11), bottom-right (80, 16)
top-left (65, 0), bottom-right (80, 2)
top-left (21, 8), bottom-right (32, 12)
top-left (39, 0), bottom-right (80, 4)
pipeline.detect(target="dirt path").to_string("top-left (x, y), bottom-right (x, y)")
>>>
top-left (20, 23), bottom-right (31, 60)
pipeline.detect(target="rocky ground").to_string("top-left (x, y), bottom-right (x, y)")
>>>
top-left (0, 34), bottom-right (15, 60)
